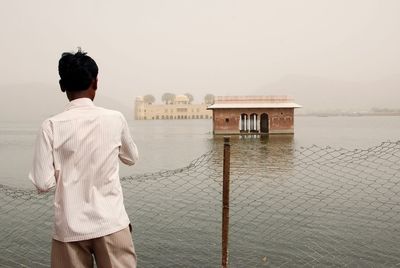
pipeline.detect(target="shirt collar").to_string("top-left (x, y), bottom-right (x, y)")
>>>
top-left (65, 98), bottom-right (95, 111)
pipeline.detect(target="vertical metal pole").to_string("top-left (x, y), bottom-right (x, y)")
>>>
top-left (222, 136), bottom-right (231, 268)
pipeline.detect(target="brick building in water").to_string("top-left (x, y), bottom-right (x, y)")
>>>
top-left (207, 96), bottom-right (301, 135)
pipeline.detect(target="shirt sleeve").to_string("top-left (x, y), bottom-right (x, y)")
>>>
top-left (28, 120), bottom-right (56, 193)
top-left (119, 115), bottom-right (139, 166)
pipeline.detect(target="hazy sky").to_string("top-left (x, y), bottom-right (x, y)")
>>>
top-left (1, 0), bottom-right (399, 104)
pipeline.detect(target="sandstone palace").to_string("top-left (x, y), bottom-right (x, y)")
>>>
top-left (135, 95), bottom-right (213, 120)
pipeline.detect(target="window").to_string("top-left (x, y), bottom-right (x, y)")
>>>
top-left (225, 118), bottom-right (229, 123)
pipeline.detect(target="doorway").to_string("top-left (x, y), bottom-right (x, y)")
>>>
top-left (260, 113), bottom-right (269, 133)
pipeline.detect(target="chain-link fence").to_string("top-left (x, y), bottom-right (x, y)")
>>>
top-left (1, 140), bottom-right (400, 267)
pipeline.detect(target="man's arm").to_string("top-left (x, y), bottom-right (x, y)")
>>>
top-left (119, 115), bottom-right (139, 166)
top-left (28, 120), bottom-right (56, 193)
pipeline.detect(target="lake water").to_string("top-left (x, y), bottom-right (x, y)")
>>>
top-left (1, 116), bottom-right (399, 188)
top-left (1, 116), bottom-right (400, 267)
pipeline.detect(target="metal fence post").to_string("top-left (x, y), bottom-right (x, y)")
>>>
top-left (222, 136), bottom-right (231, 268)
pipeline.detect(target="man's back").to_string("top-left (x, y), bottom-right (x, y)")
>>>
top-left (30, 98), bottom-right (138, 242)
top-left (30, 50), bottom-right (137, 267)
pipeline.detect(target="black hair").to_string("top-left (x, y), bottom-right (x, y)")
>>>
top-left (58, 48), bottom-right (98, 92)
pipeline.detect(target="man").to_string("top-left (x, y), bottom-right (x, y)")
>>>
top-left (29, 49), bottom-right (138, 267)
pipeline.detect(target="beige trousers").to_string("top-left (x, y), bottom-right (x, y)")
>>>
top-left (51, 226), bottom-right (136, 268)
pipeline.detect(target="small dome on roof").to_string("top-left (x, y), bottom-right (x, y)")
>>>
top-left (174, 95), bottom-right (189, 102)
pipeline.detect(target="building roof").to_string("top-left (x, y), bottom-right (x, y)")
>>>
top-left (207, 96), bottom-right (302, 109)
top-left (208, 103), bottom-right (302, 109)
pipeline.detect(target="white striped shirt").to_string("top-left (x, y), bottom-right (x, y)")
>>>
top-left (29, 98), bottom-right (139, 242)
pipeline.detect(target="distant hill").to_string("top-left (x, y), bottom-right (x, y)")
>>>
top-left (0, 83), bottom-right (133, 122)
top-left (254, 74), bottom-right (400, 113)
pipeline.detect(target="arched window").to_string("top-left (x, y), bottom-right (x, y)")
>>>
top-left (250, 113), bottom-right (258, 132)
top-left (240, 113), bottom-right (248, 132)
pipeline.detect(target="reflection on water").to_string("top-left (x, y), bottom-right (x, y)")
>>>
top-left (210, 134), bottom-right (296, 181)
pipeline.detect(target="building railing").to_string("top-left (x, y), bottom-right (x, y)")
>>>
top-left (215, 95), bottom-right (294, 103)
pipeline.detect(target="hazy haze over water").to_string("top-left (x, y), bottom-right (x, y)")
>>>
top-left (0, 0), bottom-right (400, 121)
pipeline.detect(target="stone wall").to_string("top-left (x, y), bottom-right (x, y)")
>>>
top-left (212, 108), bottom-right (294, 134)
top-left (135, 101), bottom-right (212, 120)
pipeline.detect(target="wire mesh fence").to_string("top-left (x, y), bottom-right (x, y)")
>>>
top-left (1, 140), bottom-right (400, 267)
